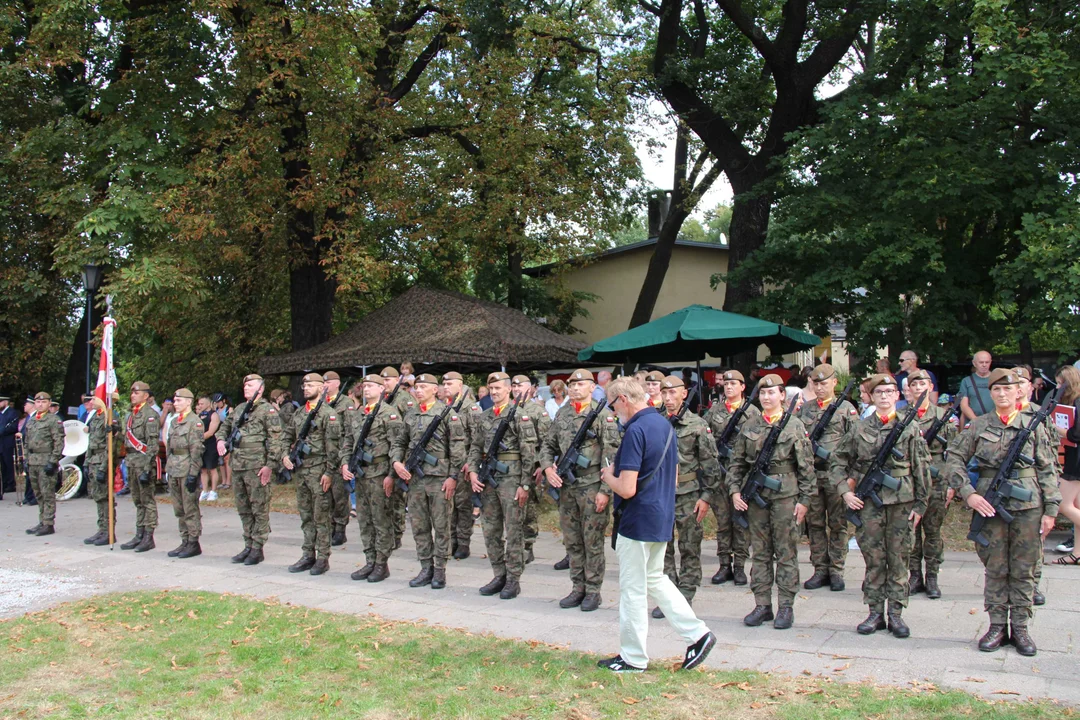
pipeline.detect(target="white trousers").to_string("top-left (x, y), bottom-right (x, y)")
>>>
top-left (616, 534), bottom-right (710, 667)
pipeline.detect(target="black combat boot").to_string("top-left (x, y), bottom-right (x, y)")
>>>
top-left (525, 547), bottom-right (534, 564)
top-left (908, 569), bottom-right (925, 595)
top-left (120, 529), bottom-right (144, 550)
top-left (803, 569), bottom-right (829, 590)
top-left (743, 605), bottom-right (774, 627)
top-left (26, 523), bottom-right (42, 535)
top-left (231, 546), bottom-right (251, 563)
top-left (93, 532), bottom-right (110, 546)
top-left (829, 572), bottom-right (845, 591)
top-left (453, 546), bottom-right (470, 560)
top-left (774, 606), bottom-right (794, 630)
top-left (978, 624), bottom-right (1008, 652)
top-left (651, 606), bottom-right (665, 619)
top-left (499, 577), bottom-right (520, 600)
top-left (310, 557), bottom-right (329, 575)
top-left (133, 531), bottom-right (155, 552)
top-left (367, 562), bottom-right (389, 583)
top-left (924, 573), bottom-right (941, 599)
top-left (1011, 623), bottom-right (1037, 657)
top-left (732, 562), bottom-right (748, 586)
top-left (1033, 588), bottom-right (1046, 606)
top-left (331, 530), bottom-right (345, 547)
top-left (84, 530), bottom-right (105, 545)
top-left (559, 588), bottom-right (585, 608)
top-left (480, 575), bottom-right (506, 596)
top-left (289, 555), bottom-right (316, 573)
top-left (409, 563), bottom-right (434, 588)
top-left (431, 568), bottom-right (447, 589)
top-left (553, 555), bottom-right (570, 571)
top-left (580, 593), bottom-right (601, 612)
top-left (243, 548), bottom-right (264, 566)
top-left (711, 561), bottom-right (733, 585)
top-left (169, 538), bottom-right (189, 557)
top-left (35, 525), bottom-right (54, 536)
top-left (177, 540), bottom-right (202, 559)
top-left (351, 562), bottom-right (375, 581)
top-left (857, 607), bottom-right (886, 635)
top-left (887, 603), bottom-right (910, 638)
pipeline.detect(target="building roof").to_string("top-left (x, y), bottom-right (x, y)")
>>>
top-left (524, 237), bottom-right (728, 278)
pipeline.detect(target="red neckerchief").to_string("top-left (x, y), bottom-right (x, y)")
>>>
top-left (420, 402), bottom-right (432, 413)
top-left (177, 411), bottom-right (189, 423)
top-left (364, 403), bottom-right (376, 415)
top-left (305, 401), bottom-right (317, 412)
top-left (573, 401), bottom-right (588, 414)
top-left (1000, 409), bottom-right (1019, 425)
top-left (917, 407), bottom-right (927, 419)
top-left (763, 411), bottom-right (782, 425)
top-left (726, 399), bottom-right (742, 413)
top-left (34, 411), bottom-right (46, 421)
top-left (493, 403), bottom-right (508, 417)
top-left (879, 411), bottom-right (897, 425)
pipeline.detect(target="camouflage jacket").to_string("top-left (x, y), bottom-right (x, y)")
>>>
top-left (520, 398), bottom-right (551, 472)
top-left (467, 402), bottom-right (539, 490)
top-left (84, 409), bottom-right (115, 467)
top-left (539, 399), bottom-right (621, 494)
top-left (123, 403), bottom-right (160, 467)
top-left (391, 399), bottom-right (467, 481)
top-left (912, 404), bottom-right (959, 482)
top-left (669, 410), bottom-right (723, 502)
top-left (282, 401), bottom-right (342, 475)
top-left (24, 411), bottom-right (64, 466)
top-left (165, 411), bottom-right (204, 479)
top-left (339, 401), bottom-right (403, 480)
top-left (797, 396), bottom-right (859, 472)
top-left (386, 387), bottom-right (414, 418)
top-left (831, 412), bottom-right (931, 516)
top-left (725, 411), bottom-right (816, 506)
top-left (215, 398), bottom-right (284, 472)
top-left (704, 398), bottom-right (762, 457)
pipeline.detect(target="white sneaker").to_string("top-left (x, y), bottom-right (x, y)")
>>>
top-left (199, 491), bottom-right (209, 502)
top-left (207, 491), bottom-right (218, 501)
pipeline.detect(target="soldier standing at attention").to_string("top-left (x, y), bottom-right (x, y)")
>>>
top-left (906, 369), bottom-right (958, 599)
top-left (282, 373), bottom-right (341, 576)
top-left (83, 396), bottom-right (115, 546)
top-left (341, 374), bottom-right (403, 583)
top-left (655, 376), bottom-right (722, 618)
top-left (512, 374), bottom-right (550, 565)
top-left (469, 372), bottom-right (538, 600)
top-left (216, 374), bottom-right (283, 566)
top-left (165, 389), bottom-right (206, 558)
top-left (1013, 366), bottom-right (1054, 607)
top-left (120, 381), bottom-right (160, 552)
top-left (541, 369), bottom-right (620, 612)
top-left (382, 366), bottom-right (412, 548)
top-left (797, 364), bottom-right (858, 592)
top-left (727, 375), bottom-right (815, 630)
top-left (19, 392), bottom-right (64, 536)
top-left (836, 374), bottom-right (930, 639)
top-left (944, 368), bottom-right (1058, 656)
top-left (644, 371), bottom-right (665, 410)
top-left (441, 371), bottom-right (480, 559)
top-left (704, 369), bottom-right (761, 585)
top-left (392, 374), bottom-right (467, 589)
top-left (322, 371), bottom-right (355, 547)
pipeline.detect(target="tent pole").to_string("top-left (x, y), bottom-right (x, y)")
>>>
top-left (696, 359), bottom-right (702, 411)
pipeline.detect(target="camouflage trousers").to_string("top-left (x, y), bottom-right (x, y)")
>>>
top-left (710, 492), bottom-right (749, 564)
top-left (127, 458), bottom-right (158, 530)
top-left (356, 473), bottom-right (395, 564)
top-left (975, 508), bottom-right (1041, 625)
top-left (663, 492), bottom-right (705, 602)
top-left (523, 481), bottom-right (541, 552)
top-left (747, 494), bottom-right (801, 608)
top-left (558, 481), bottom-right (610, 594)
top-left (234, 468), bottom-right (272, 550)
top-left (169, 474), bottom-right (202, 541)
top-left (854, 501), bottom-right (913, 609)
top-left (296, 467), bottom-right (332, 560)
top-left (87, 463), bottom-right (114, 534)
top-left (450, 470), bottom-right (475, 550)
top-left (329, 471), bottom-right (350, 535)
top-left (28, 465), bottom-right (57, 526)
top-left (480, 479), bottom-right (526, 580)
top-left (911, 482), bottom-right (948, 575)
top-left (807, 470), bottom-right (849, 575)
top-left (391, 485), bottom-right (407, 541)
top-left (409, 477), bottom-right (454, 569)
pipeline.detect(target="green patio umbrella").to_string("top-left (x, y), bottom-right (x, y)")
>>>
top-left (577, 304), bottom-right (820, 364)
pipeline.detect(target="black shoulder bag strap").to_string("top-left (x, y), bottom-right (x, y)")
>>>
top-left (970, 374), bottom-right (989, 416)
top-left (610, 426), bottom-right (676, 550)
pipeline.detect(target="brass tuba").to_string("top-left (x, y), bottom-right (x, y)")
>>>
top-left (57, 420), bottom-right (88, 500)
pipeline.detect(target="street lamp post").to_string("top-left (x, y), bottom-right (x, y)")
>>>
top-left (82, 263), bottom-right (104, 396)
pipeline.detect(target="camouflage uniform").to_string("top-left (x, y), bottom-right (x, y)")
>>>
top-left (469, 403), bottom-right (538, 582)
top-left (387, 387), bottom-right (415, 543)
top-left (340, 401), bottom-right (403, 566)
top-left (283, 402), bottom-right (342, 561)
top-left (704, 399), bottom-right (761, 567)
top-left (520, 398), bottom-right (550, 558)
top-left (831, 412), bottom-right (930, 610)
top-left (166, 410), bottom-right (205, 543)
top-left (84, 409), bottom-right (116, 534)
top-left (797, 396), bottom-right (859, 578)
top-left (945, 409), bottom-right (1059, 627)
top-left (392, 400), bottom-right (467, 570)
top-left (452, 394), bottom-right (483, 553)
top-left (663, 410), bottom-right (723, 602)
top-left (24, 410), bottom-right (64, 527)
top-left (910, 405), bottom-right (959, 578)
top-left (216, 398), bottom-right (283, 551)
top-left (327, 393), bottom-right (357, 539)
top-left (726, 411), bottom-right (816, 609)
top-left (124, 403), bottom-right (161, 532)
top-left (539, 400), bottom-right (620, 595)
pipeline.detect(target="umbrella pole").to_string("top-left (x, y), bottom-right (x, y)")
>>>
top-left (696, 359), bottom-right (702, 410)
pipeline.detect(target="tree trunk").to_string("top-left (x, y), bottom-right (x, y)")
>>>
top-left (1019, 331), bottom-right (1034, 369)
top-left (507, 241), bottom-right (523, 310)
top-left (288, 226), bottom-right (336, 357)
top-left (723, 187), bottom-right (772, 372)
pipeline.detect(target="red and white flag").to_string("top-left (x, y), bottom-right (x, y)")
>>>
top-left (94, 316), bottom-right (117, 409)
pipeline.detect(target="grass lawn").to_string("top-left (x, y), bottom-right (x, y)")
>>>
top-left (0, 591), bottom-right (1070, 719)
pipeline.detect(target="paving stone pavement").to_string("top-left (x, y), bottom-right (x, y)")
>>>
top-left (1, 495), bottom-right (1077, 705)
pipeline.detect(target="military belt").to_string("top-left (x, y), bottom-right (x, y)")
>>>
top-left (236, 440), bottom-right (264, 449)
top-left (497, 452), bottom-right (521, 461)
top-left (767, 462), bottom-right (797, 475)
top-left (885, 468), bottom-right (910, 478)
top-left (369, 454), bottom-right (389, 466)
top-left (980, 469), bottom-right (1037, 480)
top-left (677, 471), bottom-right (698, 484)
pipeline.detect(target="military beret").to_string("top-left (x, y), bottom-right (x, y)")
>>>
top-left (414, 373), bottom-right (439, 386)
top-left (1011, 366), bottom-right (1032, 382)
top-left (380, 367), bottom-right (400, 378)
top-left (442, 371), bottom-right (464, 382)
top-left (243, 373), bottom-right (263, 384)
top-left (130, 381), bottom-right (150, 392)
top-left (757, 374), bottom-right (785, 389)
top-left (907, 369), bottom-right (932, 384)
top-left (661, 375), bottom-right (684, 389)
top-left (988, 368), bottom-right (1020, 387)
top-left (301, 372), bottom-right (325, 384)
top-left (174, 388), bottom-right (195, 400)
top-left (34, 391), bottom-right (51, 401)
top-left (865, 373), bottom-right (898, 392)
top-left (568, 368), bottom-right (594, 382)
top-left (362, 374), bottom-right (385, 386)
top-left (322, 370), bottom-right (341, 382)
top-left (511, 374), bottom-right (531, 385)
top-left (811, 364), bottom-right (835, 382)
top-left (487, 372), bottom-right (510, 384)
top-left (721, 370), bottom-right (745, 383)
top-left (645, 370), bottom-right (666, 383)
top-left (269, 388), bottom-right (285, 400)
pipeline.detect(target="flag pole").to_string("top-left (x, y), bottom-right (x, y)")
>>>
top-left (98, 297), bottom-right (117, 548)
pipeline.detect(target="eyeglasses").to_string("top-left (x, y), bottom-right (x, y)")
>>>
top-left (872, 388), bottom-right (898, 397)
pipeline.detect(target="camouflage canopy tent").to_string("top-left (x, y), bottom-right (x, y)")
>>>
top-left (259, 286), bottom-right (587, 376)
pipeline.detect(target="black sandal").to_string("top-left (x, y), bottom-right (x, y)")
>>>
top-left (1053, 553), bottom-right (1079, 566)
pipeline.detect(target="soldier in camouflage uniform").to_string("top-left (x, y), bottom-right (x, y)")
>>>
top-left (321, 371), bottom-right (356, 547)
top-left (905, 369), bottom-right (959, 599)
top-left (341, 374), bottom-right (403, 583)
top-left (282, 373), bottom-right (342, 576)
top-left (20, 392), bottom-right (64, 536)
top-left (945, 368), bottom-right (1059, 656)
top-left (120, 381), bottom-right (160, 552)
top-left (657, 375), bottom-right (722, 617)
top-left (82, 396), bottom-right (116, 546)
top-left (1012, 365), bottom-right (1054, 607)
top-left (644, 370), bottom-right (665, 410)
top-left (392, 374), bottom-right (467, 589)
top-left (165, 388), bottom-right (206, 558)
top-left (382, 366), bottom-right (413, 547)
top-left (727, 374), bottom-right (815, 630)
top-left (513, 374), bottom-right (550, 565)
top-left (441, 372), bottom-right (480, 559)
top-left (835, 373), bottom-right (930, 639)
top-left (215, 373), bottom-right (283, 566)
top-left (704, 369), bottom-right (761, 585)
top-left (797, 364), bottom-right (859, 592)
top-left (469, 372), bottom-right (538, 600)
top-left (540, 369), bottom-right (620, 613)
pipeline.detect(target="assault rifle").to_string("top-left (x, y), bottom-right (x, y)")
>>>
top-left (472, 401), bottom-right (518, 508)
top-left (733, 395), bottom-right (800, 529)
top-left (846, 391), bottom-right (927, 528)
top-left (223, 380), bottom-right (265, 454)
top-left (547, 399), bottom-right (608, 502)
top-left (968, 385), bottom-right (1061, 548)
top-left (280, 388), bottom-right (328, 483)
top-left (807, 379), bottom-right (856, 461)
top-left (924, 405), bottom-right (959, 479)
top-left (716, 384), bottom-right (760, 467)
top-left (669, 383), bottom-right (700, 427)
top-left (345, 400), bottom-right (382, 479)
top-left (397, 396), bottom-right (459, 493)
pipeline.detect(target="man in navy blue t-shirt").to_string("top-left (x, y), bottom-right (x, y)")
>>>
top-left (597, 376), bottom-right (715, 673)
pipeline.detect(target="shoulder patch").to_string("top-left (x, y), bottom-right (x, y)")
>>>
top-left (329, 415), bottom-right (337, 421)
top-left (706, 427), bottom-right (712, 433)
top-left (848, 409), bottom-right (856, 415)
top-left (406, 401), bottom-right (414, 407)
top-left (521, 416), bottom-right (529, 422)
top-left (451, 416), bottom-right (459, 422)
top-left (268, 408), bottom-right (277, 414)
top-left (390, 414), bottom-right (398, 420)
top-left (148, 416), bottom-right (158, 423)
top-left (606, 416), bottom-right (614, 422)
